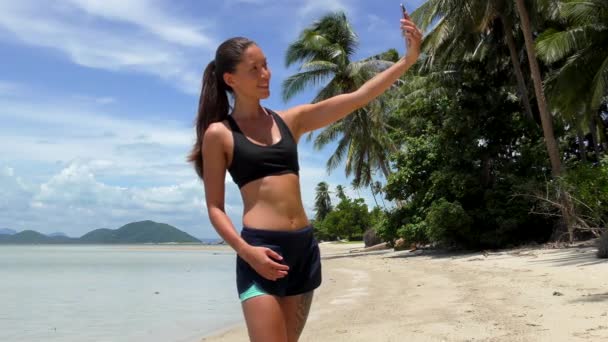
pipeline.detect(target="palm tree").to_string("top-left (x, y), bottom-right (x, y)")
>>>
top-left (282, 12), bottom-right (399, 188)
top-left (536, 0), bottom-right (608, 159)
top-left (371, 180), bottom-right (386, 209)
top-left (314, 182), bottom-right (333, 221)
top-left (335, 185), bottom-right (347, 202)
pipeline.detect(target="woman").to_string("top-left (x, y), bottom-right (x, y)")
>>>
top-left (188, 14), bottom-right (422, 342)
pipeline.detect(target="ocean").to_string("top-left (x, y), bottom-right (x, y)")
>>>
top-left (0, 245), bottom-right (242, 342)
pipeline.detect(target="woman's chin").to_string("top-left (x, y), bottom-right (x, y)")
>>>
top-left (259, 90), bottom-right (270, 99)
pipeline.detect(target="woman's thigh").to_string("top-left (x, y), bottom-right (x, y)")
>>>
top-left (278, 291), bottom-right (314, 342)
top-left (242, 295), bottom-right (288, 342)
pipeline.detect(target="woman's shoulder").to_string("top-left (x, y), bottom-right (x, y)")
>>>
top-left (204, 120), bottom-right (232, 145)
top-left (267, 107), bottom-right (299, 140)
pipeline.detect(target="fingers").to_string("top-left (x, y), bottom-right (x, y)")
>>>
top-left (264, 248), bottom-right (289, 270)
top-left (400, 20), bottom-right (422, 37)
top-left (265, 248), bottom-right (283, 261)
top-left (268, 259), bottom-right (290, 271)
top-left (263, 247), bottom-right (289, 280)
top-left (268, 265), bottom-right (288, 281)
top-left (401, 19), bottom-right (423, 43)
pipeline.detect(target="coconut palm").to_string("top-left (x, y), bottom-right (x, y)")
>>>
top-left (371, 180), bottom-right (387, 209)
top-left (314, 181), bottom-right (332, 221)
top-left (282, 12), bottom-right (399, 188)
top-left (335, 185), bottom-right (347, 202)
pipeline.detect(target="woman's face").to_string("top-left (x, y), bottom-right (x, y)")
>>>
top-left (224, 44), bottom-right (271, 100)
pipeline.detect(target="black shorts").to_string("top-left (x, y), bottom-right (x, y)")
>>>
top-left (236, 225), bottom-right (322, 301)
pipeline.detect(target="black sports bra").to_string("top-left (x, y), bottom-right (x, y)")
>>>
top-left (226, 108), bottom-right (299, 188)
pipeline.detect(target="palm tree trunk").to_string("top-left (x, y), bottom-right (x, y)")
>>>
top-left (500, 14), bottom-right (535, 123)
top-left (379, 161), bottom-right (403, 207)
top-left (514, 0), bottom-right (562, 177)
top-left (515, 0), bottom-right (573, 242)
top-left (369, 184), bottom-right (380, 208)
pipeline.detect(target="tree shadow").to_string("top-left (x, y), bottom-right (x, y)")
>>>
top-left (321, 250), bottom-right (393, 260)
top-left (384, 248), bottom-right (480, 260)
top-left (569, 292), bottom-right (608, 303)
top-left (526, 248), bottom-right (607, 267)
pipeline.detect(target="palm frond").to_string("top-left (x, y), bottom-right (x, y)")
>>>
top-left (590, 53), bottom-right (608, 110)
top-left (281, 68), bottom-right (335, 102)
top-left (536, 27), bottom-right (591, 64)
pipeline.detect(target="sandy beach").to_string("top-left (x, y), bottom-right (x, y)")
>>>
top-left (203, 241), bottom-right (608, 342)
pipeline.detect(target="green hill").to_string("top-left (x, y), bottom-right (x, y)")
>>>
top-left (79, 228), bottom-right (119, 243)
top-left (0, 230), bottom-right (77, 244)
top-left (0, 221), bottom-right (201, 244)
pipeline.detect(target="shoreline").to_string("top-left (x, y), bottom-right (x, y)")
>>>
top-left (202, 241), bottom-right (608, 342)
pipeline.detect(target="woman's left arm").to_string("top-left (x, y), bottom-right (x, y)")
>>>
top-left (283, 17), bottom-right (423, 138)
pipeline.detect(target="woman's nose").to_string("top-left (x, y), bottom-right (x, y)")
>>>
top-left (261, 68), bottom-right (270, 79)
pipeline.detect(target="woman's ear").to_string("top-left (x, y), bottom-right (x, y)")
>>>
top-left (223, 72), bottom-right (235, 89)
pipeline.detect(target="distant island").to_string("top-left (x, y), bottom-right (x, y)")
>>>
top-left (0, 221), bottom-right (215, 244)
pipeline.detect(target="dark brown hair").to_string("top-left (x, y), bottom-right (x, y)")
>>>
top-left (187, 37), bottom-right (256, 180)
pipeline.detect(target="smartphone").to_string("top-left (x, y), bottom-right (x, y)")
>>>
top-left (401, 3), bottom-right (409, 50)
top-left (400, 3), bottom-right (408, 19)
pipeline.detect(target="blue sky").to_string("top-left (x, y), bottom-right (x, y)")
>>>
top-left (0, 0), bottom-right (425, 239)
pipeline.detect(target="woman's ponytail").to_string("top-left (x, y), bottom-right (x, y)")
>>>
top-left (187, 60), bottom-right (230, 180)
top-left (187, 37), bottom-right (255, 181)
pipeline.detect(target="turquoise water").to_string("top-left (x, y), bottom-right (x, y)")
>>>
top-left (0, 245), bottom-right (242, 341)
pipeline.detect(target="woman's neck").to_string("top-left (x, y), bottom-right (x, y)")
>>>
top-left (232, 98), bottom-right (265, 120)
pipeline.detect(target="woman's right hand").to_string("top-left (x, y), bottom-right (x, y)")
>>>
top-left (240, 245), bottom-right (290, 281)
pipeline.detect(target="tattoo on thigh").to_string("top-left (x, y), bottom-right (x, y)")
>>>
top-left (294, 291), bottom-right (314, 337)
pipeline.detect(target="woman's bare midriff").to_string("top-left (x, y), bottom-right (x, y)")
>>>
top-left (238, 173), bottom-right (310, 231)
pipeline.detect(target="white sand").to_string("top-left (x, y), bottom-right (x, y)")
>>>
top-left (203, 242), bottom-right (608, 342)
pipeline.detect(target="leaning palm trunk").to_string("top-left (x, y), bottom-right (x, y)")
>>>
top-left (515, 0), bottom-right (574, 242)
top-left (500, 13), bottom-right (535, 123)
top-left (514, 0), bottom-right (562, 176)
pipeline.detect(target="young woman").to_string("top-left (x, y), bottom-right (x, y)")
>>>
top-left (188, 14), bottom-right (422, 342)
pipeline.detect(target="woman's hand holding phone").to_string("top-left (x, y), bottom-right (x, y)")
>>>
top-left (400, 3), bottom-right (422, 64)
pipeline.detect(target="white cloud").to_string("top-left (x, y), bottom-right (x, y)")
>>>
top-left (0, 166), bottom-right (33, 212)
top-left (298, 0), bottom-right (351, 17)
top-left (0, 89), bottom-right (243, 237)
top-left (63, 0), bottom-right (214, 47)
top-left (0, 1), bottom-right (214, 94)
top-left (0, 159), bottom-right (214, 237)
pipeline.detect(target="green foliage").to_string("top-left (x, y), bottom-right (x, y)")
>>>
top-left (397, 220), bottom-right (429, 245)
top-left (382, 61), bottom-right (557, 248)
top-left (301, 4), bottom-right (608, 249)
top-left (373, 206), bottom-right (406, 244)
top-left (425, 199), bottom-right (472, 245)
top-left (560, 156), bottom-right (608, 229)
top-left (315, 186), bottom-right (371, 241)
